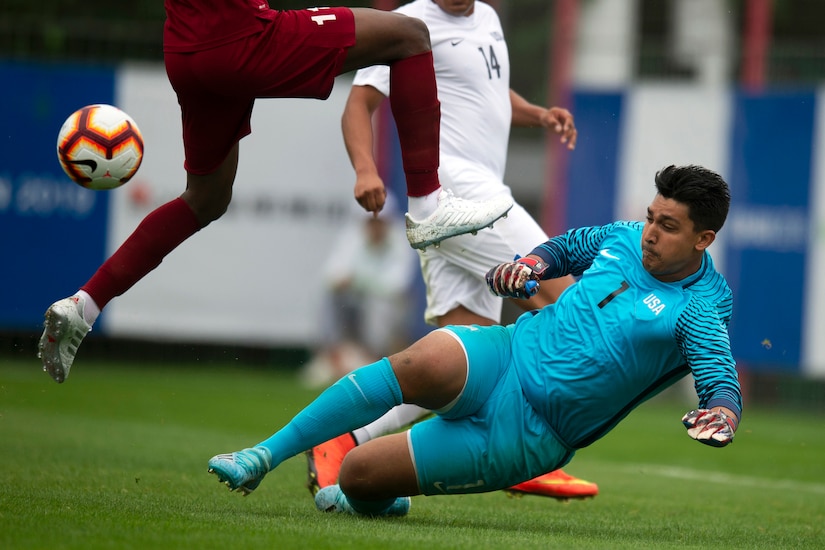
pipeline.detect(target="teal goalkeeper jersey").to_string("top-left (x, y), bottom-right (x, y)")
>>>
top-left (512, 221), bottom-right (741, 450)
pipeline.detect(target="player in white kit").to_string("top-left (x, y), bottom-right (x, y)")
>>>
top-left (308, 0), bottom-right (597, 499)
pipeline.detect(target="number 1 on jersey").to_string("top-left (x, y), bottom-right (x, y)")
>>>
top-left (598, 281), bottom-right (630, 309)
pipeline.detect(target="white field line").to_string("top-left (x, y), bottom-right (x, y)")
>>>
top-left (612, 463), bottom-right (825, 495)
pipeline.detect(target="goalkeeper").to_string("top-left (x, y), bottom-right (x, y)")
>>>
top-left (208, 164), bottom-right (742, 517)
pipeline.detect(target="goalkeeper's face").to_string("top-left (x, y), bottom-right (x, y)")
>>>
top-left (641, 195), bottom-right (716, 283)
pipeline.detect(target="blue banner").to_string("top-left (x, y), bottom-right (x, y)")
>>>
top-left (1, 62), bottom-right (821, 373)
top-left (0, 61), bottom-right (114, 329)
top-left (724, 90), bottom-right (814, 371)
top-left (567, 91), bottom-right (624, 229)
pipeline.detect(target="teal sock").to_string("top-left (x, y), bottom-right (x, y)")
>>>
top-left (256, 357), bottom-right (403, 467)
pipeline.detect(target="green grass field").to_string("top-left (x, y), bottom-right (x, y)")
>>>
top-left (1, 357), bottom-right (823, 549)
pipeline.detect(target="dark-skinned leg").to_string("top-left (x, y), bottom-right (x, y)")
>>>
top-left (38, 145), bottom-right (239, 383)
top-left (339, 9), bottom-right (431, 72)
top-left (81, 143), bottom-right (238, 308)
top-left (341, 9), bottom-right (440, 199)
top-left (336, 8), bottom-right (513, 249)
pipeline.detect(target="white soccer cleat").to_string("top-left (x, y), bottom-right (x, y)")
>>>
top-left (405, 190), bottom-right (513, 250)
top-left (38, 295), bottom-right (92, 383)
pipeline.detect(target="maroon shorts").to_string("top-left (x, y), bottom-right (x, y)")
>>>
top-left (164, 7), bottom-right (356, 175)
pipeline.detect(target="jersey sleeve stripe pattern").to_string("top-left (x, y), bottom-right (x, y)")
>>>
top-left (675, 296), bottom-right (742, 421)
top-left (531, 222), bottom-right (635, 278)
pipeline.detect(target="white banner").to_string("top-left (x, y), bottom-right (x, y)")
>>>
top-left (104, 64), bottom-right (358, 346)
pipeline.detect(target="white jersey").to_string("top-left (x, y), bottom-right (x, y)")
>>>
top-left (353, 0), bottom-right (512, 201)
top-left (355, 1), bottom-right (548, 325)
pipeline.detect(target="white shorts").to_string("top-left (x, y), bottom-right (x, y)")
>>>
top-left (418, 202), bottom-right (548, 325)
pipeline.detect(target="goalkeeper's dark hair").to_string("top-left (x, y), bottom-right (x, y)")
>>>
top-left (654, 164), bottom-right (730, 233)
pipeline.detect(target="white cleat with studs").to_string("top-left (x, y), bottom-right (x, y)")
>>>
top-left (405, 190), bottom-right (513, 250)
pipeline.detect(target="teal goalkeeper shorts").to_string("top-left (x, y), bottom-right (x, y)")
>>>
top-left (409, 324), bottom-right (574, 496)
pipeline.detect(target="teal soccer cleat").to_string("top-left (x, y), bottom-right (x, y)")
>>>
top-left (314, 484), bottom-right (410, 517)
top-left (207, 446), bottom-right (272, 496)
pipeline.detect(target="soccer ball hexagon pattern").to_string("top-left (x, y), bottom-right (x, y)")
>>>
top-left (57, 104), bottom-right (144, 190)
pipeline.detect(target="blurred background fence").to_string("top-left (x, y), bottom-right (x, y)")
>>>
top-left (5, 1), bottom-right (825, 89)
top-left (1, 0), bottom-right (824, 412)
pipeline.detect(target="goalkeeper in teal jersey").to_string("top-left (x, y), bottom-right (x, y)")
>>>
top-left (208, 164), bottom-right (741, 517)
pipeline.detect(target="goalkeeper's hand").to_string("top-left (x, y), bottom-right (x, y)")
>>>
top-left (681, 409), bottom-right (736, 447)
top-left (485, 256), bottom-right (548, 300)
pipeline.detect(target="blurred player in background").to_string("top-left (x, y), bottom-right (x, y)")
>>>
top-left (207, 164), bottom-right (741, 518)
top-left (304, 200), bottom-right (418, 386)
top-left (38, 0), bottom-right (515, 383)
top-left (306, 0), bottom-right (597, 500)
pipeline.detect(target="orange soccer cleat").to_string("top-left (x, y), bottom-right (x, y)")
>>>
top-left (305, 432), bottom-right (357, 496)
top-left (507, 469), bottom-right (599, 500)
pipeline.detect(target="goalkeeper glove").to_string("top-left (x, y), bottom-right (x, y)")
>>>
top-left (681, 409), bottom-right (736, 447)
top-left (485, 256), bottom-right (548, 300)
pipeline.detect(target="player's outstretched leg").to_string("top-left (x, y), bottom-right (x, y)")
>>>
top-left (405, 190), bottom-right (513, 250)
top-left (38, 295), bottom-right (92, 383)
top-left (37, 197), bottom-right (203, 383)
top-left (305, 432), bottom-right (357, 496)
top-left (507, 469), bottom-right (599, 500)
top-left (207, 447), bottom-right (272, 496)
top-left (315, 484), bottom-right (410, 517)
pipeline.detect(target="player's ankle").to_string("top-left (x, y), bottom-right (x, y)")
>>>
top-left (407, 188), bottom-right (441, 220)
top-left (76, 290), bottom-right (100, 325)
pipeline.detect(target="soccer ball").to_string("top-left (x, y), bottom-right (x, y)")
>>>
top-left (56, 104), bottom-right (144, 190)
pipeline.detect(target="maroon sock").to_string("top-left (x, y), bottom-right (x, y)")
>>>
top-left (81, 197), bottom-right (201, 309)
top-left (389, 51), bottom-right (441, 197)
